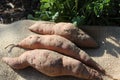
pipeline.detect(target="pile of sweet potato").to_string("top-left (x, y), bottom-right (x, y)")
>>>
top-left (2, 22), bottom-right (105, 80)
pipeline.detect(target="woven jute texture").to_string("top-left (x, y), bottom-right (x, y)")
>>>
top-left (0, 20), bottom-right (120, 80)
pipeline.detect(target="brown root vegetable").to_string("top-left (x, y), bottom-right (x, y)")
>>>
top-left (6, 35), bottom-right (105, 73)
top-left (2, 49), bottom-right (102, 80)
top-left (29, 22), bottom-right (98, 48)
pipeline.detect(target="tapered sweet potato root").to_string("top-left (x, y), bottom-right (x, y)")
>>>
top-left (29, 22), bottom-right (98, 48)
top-left (2, 49), bottom-right (102, 80)
top-left (7, 35), bottom-right (104, 73)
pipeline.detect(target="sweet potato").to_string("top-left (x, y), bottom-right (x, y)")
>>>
top-left (6, 35), bottom-right (104, 73)
top-left (2, 49), bottom-right (102, 80)
top-left (29, 22), bottom-right (98, 48)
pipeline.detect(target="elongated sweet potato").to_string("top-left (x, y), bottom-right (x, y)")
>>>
top-left (29, 22), bottom-right (98, 48)
top-left (2, 49), bottom-right (102, 80)
top-left (7, 35), bottom-right (104, 73)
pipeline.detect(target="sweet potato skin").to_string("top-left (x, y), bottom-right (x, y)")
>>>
top-left (14, 35), bottom-right (104, 73)
top-left (2, 49), bottom-right (102, 80)
top-left (29, 22), bottom-right (98, 48)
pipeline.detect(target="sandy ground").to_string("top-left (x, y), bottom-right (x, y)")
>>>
top-left (0, 20), bottom-right (120, 80)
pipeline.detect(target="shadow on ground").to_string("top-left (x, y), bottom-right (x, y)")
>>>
top-left (81, 26), bottom-right (120, 57)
